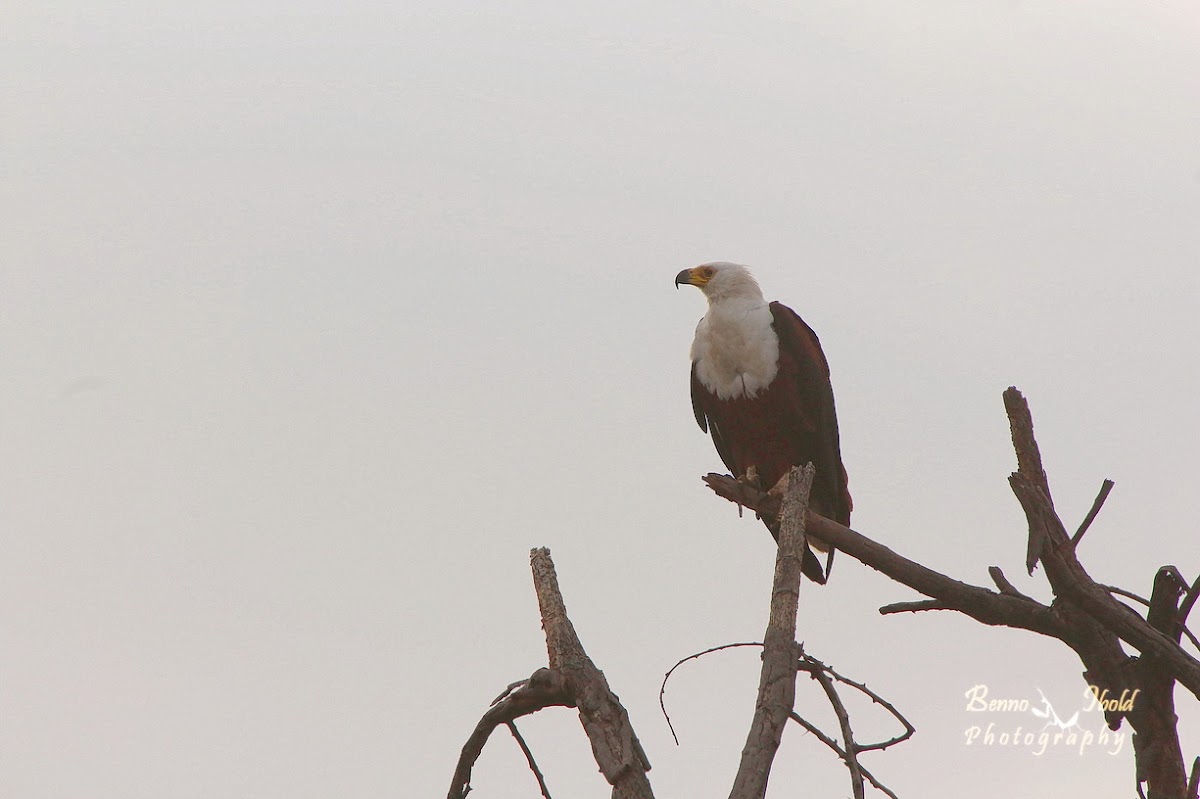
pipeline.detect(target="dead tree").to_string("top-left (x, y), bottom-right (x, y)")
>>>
top-left (449, 387), bottom-right (1199, 798)
top-left (705, 387), bottom-right (1199, 798)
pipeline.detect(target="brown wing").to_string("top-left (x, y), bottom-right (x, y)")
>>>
top-left (768, 301), bottom-right (852, 525)
top-left (691, 363), bottom-right (737, 476)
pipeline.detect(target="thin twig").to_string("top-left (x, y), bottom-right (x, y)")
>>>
top-left (492, 679), bottom-right (528, 706)
top-left (806, 665), bottom-right (865, 799)
top-left (816, 661), bottom-right (915, 753)
top-left (1179, 573), bottom-right (1200, 630)
top-left (507, 721), bottom-right (553, 799)
top-left (1177, 574), bottom-right (1200, 656)
top-left (658, 641), bottom-right (764, 745)
top-left (662, 642), bottom-right (914, 791)
top-left (1072, 479), bottom-right (1115, 545)
top-left (1186, 756), bottom-right (1200, 799)
top-left (788, 712), bottom-right (899, 799)
top-left (1105, 584), bottom-right (1152, 608)
top-left (1103, 583), bottom-right (1200, 653)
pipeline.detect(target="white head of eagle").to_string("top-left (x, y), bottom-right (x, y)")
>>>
top-left (674, 262), bottom-right (781, 400)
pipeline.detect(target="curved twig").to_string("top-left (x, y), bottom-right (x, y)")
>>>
top-left (788, 711), bottom-right (900, 799)
top-left (658, 641), bottom-right (764, 745)
top-left (815, 661), bottom-right (916, 754)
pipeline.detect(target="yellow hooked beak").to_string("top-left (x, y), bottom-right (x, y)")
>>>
top-left (674, 266), bottom-right (713, 289)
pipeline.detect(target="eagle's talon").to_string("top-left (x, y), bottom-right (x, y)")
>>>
top-left (736, 465), bottom-right (762, 491)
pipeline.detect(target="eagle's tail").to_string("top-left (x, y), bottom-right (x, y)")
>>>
top-left (802, 546), bottom-right (828, 585)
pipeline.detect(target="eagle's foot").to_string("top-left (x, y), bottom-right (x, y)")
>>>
top-left (728, 467), bottom-right (764, 519)
top-left (735, 465), bottom-right (763, 492)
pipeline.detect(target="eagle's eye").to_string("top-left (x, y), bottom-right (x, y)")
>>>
top-left (700, 267), bottom-right (716, 279)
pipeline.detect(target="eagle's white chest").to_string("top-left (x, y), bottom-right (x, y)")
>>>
top-left (691, 301), bottom-right (780, 400)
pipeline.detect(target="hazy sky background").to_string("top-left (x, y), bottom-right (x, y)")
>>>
top-left (3, 2), bottom-right (1198, 797)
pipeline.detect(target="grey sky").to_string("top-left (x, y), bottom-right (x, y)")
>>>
top-left (3, 2), bottom-right (1198, 797)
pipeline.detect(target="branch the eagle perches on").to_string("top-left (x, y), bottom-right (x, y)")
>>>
top-left (449, 388), bottom-right (1200, 799)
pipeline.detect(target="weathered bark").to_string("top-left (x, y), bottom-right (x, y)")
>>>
top-left (728, 464), bottom-right (812, 799)
top-left (530, 548), bottom-right (654, 799)
top-left (447, 550), bottom-right (653, 799)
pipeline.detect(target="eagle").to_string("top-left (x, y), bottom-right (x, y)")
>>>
top-left (676, 262), bottom-right (851, 584)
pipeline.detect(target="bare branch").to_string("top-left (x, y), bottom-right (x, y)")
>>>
top-left (787, 712), bottom-right (900, 799)
top-left (1179, 573), bottom-right (1200, 630)
top-left (988, 566), bottom-right (1033, 600)
top-left (1131, 569), bottom-right (1189, 797)
top-left (815, 661), bottom-right (916, 754)
top-left (448, 551), bottom-right (655, 799)
top-left (1003, 386), bottom-right (1055, 573)
top-left (1003, 387), bottom-right (1054, 499)
top-left (492, 679), bottom-right (530, 706)
top-left (1105, 584), bottom-right (1152, 608)
top-left (1005, 390), bottom-right (1192, 798)
top-left (729, 464), bottom-right (813, 799)
top-left (658, 642), bottom-right (764, 746)
top-left (1179, 574), bottom-right (1200, 656)
top-left (1099, 582), bottom-right (1200, 652)
top-left (448, 669), bottom-right (576, 799)
top-left (705, 478), bottom-right (1200, 700)
top-left (507, 721), bottom-right (554, 799)
top-left (704, 473), bottom-right (1068, 640)
top-left (802, 663), bottom-right (865, 799)
top-left (663, 641), bottom-right (914, 791)
top-left (879, 599), bottom-right (956, 615)
top-left (530, 548), bottom-right (654, 799)
top-left (1072, 479), bottom-right (1115, 545)
top-left (1006, 472), bottom-right (1200, 699)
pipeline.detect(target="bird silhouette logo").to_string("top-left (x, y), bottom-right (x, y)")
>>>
top-left (1030, 689), bottom-right (1081, 732)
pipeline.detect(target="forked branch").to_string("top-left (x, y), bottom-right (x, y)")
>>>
top-left (447, 549), bottom-right (653, 799)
